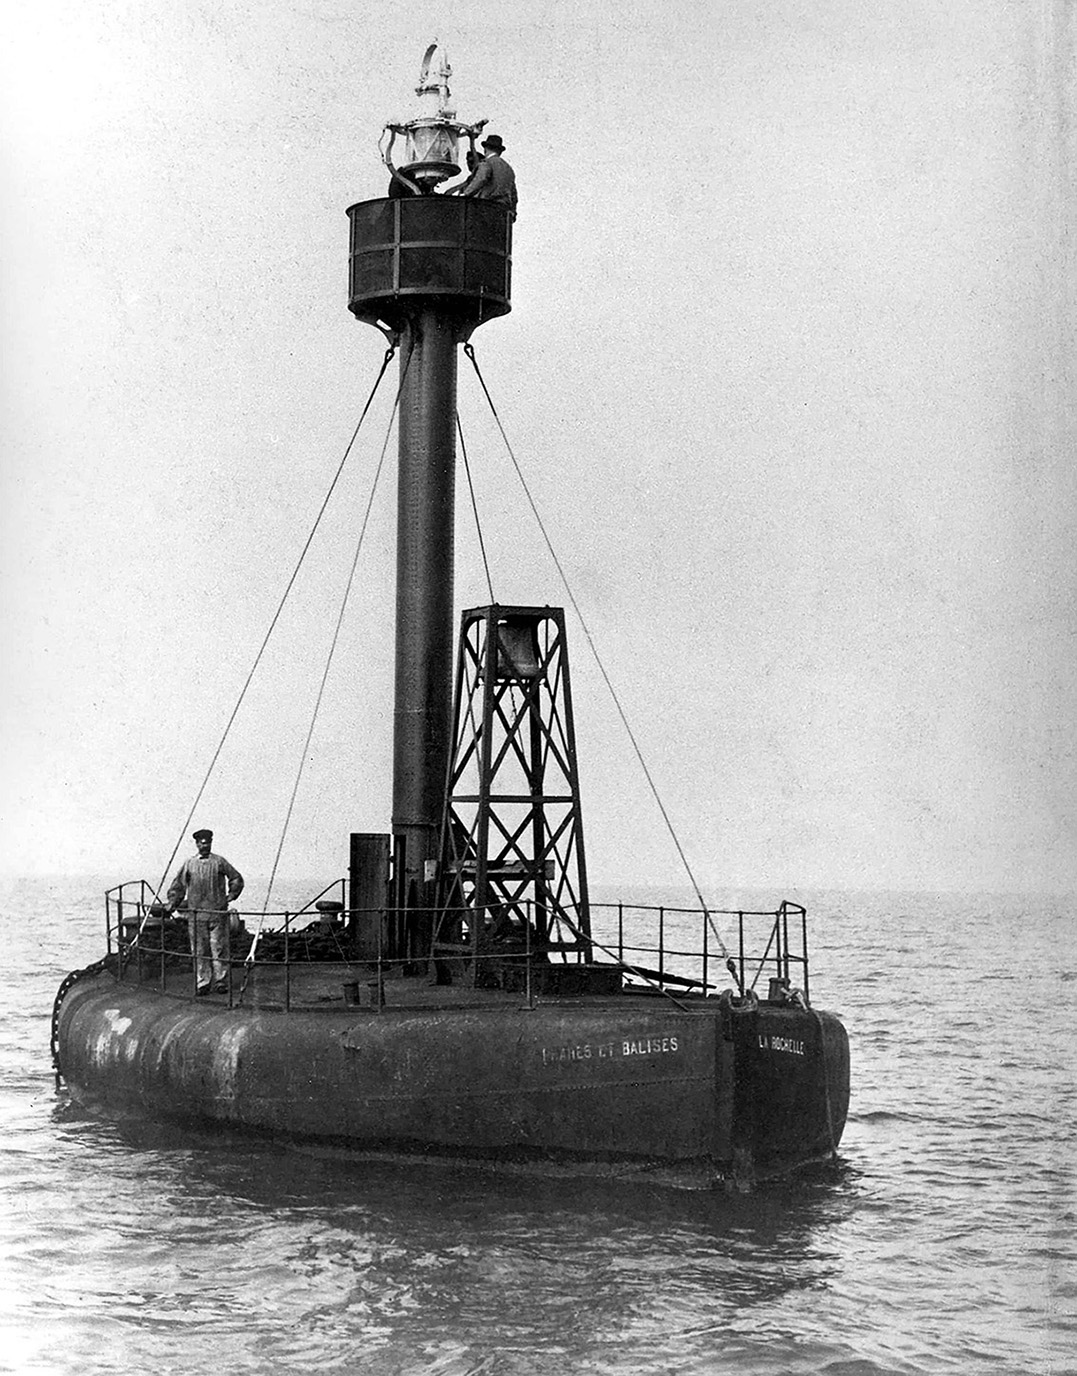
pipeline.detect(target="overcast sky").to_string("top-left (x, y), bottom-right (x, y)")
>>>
top-left (2, 0), bottom-right (1074, 897)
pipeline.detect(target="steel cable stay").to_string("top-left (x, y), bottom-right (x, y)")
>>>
top-left (257, 370), bottom-right (405, 915)
top-left (426, 417), bottom-right (495, 936)
top-left (237, 344), bottom-right (417, 987)
top-left (462, 342), bottom-right (730, 961)
top-left (457, 411), bottom-right (496, 605)
top-left (138, 344), bottom-right (401, 944)
top-left (457, 398), bottom-right (531, 898)
top-left (550, 905), bottom-right (692, 1012)
top-left (459, 398), bottom-right (539, 780)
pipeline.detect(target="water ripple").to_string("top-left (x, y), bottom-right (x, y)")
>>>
top-left (1, 882), bottom-right (1072, 1374)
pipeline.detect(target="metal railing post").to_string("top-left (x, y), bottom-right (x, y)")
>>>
top-left (802, 906), bottom-right (810, 1006)
top-left (659, 907), bottom-right (665, 985)
top-left (375, 906), bottom-right (384, 1010)
top-left (702, 908), bottom-right (709, 994)
top-left (137, 881), bottom-right (146, 984)
top-left (738, 911), bottom-right (745, 995)
top-left (226, 916), bottom-right (233, 1008)
top-left (781, 902), bottom-right (789, 985)
top-left (284, 912), bottom-right (291, 1012)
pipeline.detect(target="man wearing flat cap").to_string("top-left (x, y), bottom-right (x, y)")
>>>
top-left (167, 829), bottom-right (244, 995)
top-left (450, 134), bottom-right (517, 219)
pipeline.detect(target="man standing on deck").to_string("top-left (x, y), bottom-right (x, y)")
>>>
top-left (449, 135), bottom-right (517, 218)
top-left (167, 829), bottom-right (244, 995)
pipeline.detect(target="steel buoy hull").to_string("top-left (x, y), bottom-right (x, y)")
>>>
top-left (55, 972), bottom-right (848, 1183)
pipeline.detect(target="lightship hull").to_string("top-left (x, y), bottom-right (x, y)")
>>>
top-left (55, 971), bottom-right (849, 1186)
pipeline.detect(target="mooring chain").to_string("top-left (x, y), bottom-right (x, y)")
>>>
top-left (51, 955), bottom-right (114, 1074)
top-left (462, 343), bottom-right (730, 959)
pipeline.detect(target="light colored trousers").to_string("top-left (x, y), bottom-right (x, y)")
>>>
top-left (188, 910), bottom-right (230, 987)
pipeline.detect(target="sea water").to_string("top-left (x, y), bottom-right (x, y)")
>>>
top-left (1, 876), bottom-right (1073, 1375)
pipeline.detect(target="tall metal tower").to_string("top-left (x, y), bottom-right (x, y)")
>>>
top-left (435, 605), bottom-right (592, 983)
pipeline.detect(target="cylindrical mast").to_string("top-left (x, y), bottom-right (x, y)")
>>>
top-left (346, 51), bottom-right (512, 928)
top-left (392, 308), bottom-right (459, 899)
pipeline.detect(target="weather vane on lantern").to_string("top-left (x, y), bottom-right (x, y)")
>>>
top-left (379, 43), bottom-right (488, 196)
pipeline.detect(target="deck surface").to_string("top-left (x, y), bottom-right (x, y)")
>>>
top-left (113, 950), bottom-right (710, 1015)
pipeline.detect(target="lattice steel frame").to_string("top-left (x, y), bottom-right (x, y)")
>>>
top-left (434, 605), bottom-right (591, 970)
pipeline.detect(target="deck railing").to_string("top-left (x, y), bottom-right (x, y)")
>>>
top-left (589, 901), bottom-right (809, 1006)
top-left (104, 882), bottom-right (811, 1010)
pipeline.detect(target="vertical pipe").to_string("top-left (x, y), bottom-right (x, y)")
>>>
top-left (525, 899), bottom-right (533, 1009)
top-left (392, 834), bottom-right (407, 956)
top-left (473, 614), bottom-right (499, 965)
top-left (348, 833), bottom-right (361, 941)
top-left (393, 308), bottom-right (458, 909)
top-left (528, 652), bottom-right (548, 946)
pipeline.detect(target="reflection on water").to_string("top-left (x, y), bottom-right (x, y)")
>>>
top-left (38, 1106), bottom-right (861, 1376)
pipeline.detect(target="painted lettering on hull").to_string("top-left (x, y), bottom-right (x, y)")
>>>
top-left (757, 1034), bottom-right (806, 1056)
top-left (540, 1035), bottom-right (679, 1068)
top-left (541, 1043), bottom-right (592, 1066)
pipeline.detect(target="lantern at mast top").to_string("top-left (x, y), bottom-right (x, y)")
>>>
top-left (382, 43), bottom-right (487, 193)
